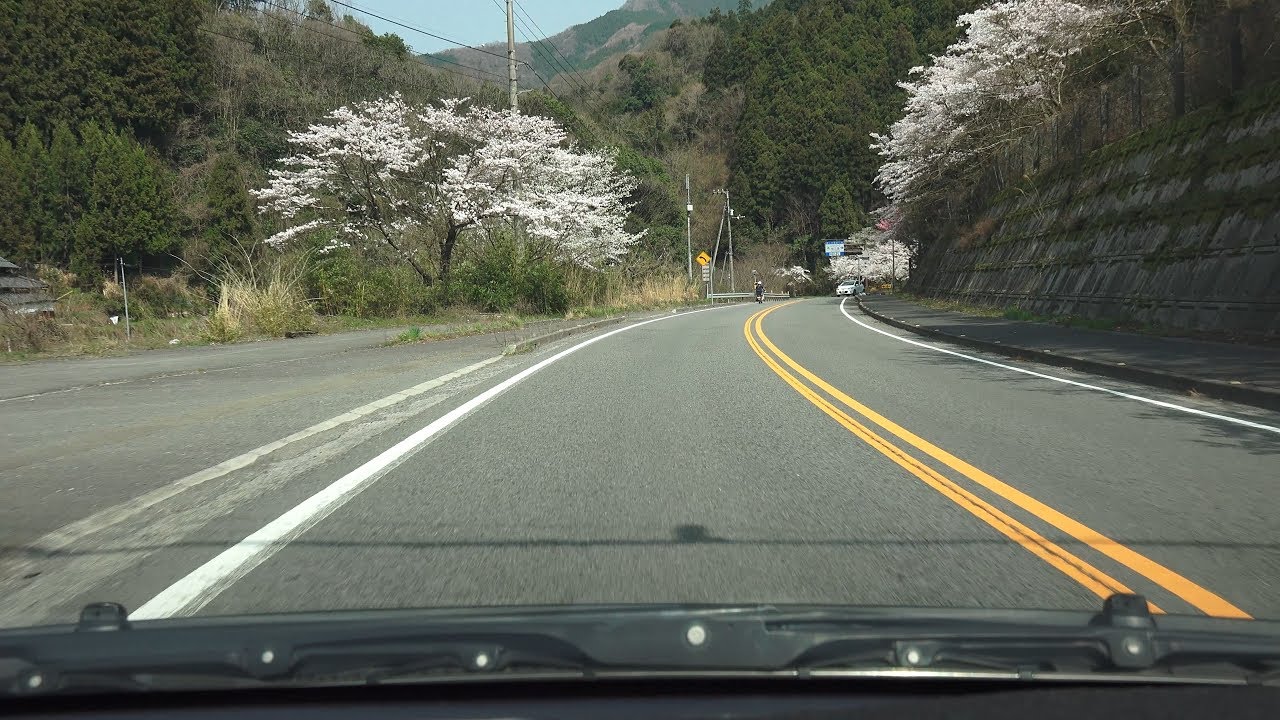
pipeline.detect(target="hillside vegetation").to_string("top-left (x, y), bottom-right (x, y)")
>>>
top-left (0, 0), bottom-right (704, 357)
top-left (572, 0), bottom-right (975, 281)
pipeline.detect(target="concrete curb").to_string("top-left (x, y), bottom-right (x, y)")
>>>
top-left (504, 316), bottom-right (629, 355)
top-left (856, 297), bottom-right (1280, 413)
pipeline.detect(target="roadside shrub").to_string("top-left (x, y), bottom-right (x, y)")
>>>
top-left (561, 266), bottom-right (697, 312)
top-left (130, 274), bottom-right (201, 319)
top-left (453, 250), bottom-right (520, 312)
top-left (306, 252), bottom-right (436, 317)
top-left (202, 295), bottom-right (242, 343)
top-left (518, 260), bottom-right (570, 315)
top-left (1, 312), bottom-right (68, 352)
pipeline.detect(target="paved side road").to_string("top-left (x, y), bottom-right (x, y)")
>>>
top-left (1, 299), bottom-right (1277, 630)
top-left (0, 316), bottom-right (586, 401)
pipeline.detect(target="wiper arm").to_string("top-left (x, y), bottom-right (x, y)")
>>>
top-left (791, 596), bottom-right (1280, 683)
top-left (290, 635), bottom-right (595, 684)
top-left (5, 604), bottom-right (598, 695)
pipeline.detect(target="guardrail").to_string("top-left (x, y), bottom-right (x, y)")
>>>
top-left (707, 292), bottom-right (792, 302)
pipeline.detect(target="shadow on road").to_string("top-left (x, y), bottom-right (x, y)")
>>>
top-left (6, 524), bottom-right (1280, 568)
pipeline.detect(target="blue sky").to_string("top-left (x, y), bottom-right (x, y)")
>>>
top-left (336, 1), bottom-right (620, 54)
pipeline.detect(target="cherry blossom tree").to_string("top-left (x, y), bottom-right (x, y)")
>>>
top-left (774, 265), bottom-right (811, 285)
top-left (871, 0), bottom-right (1167, 207)
top-left (827, 215), bottom-right (912, 284)
top-left (442, 108), bottom-right (643, 268)
top-left (254, 93), bottom-right (644, 282)
top-left (254, 94), bottom-right (438, 282)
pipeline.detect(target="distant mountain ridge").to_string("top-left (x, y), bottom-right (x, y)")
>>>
top-left (431, 0), bottom-right (767, 86)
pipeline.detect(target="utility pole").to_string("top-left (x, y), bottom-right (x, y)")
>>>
top-left (506, 0), bottom-right (518, 114)
top-left (711, 188), bottom-right (736, 292)
top-left (710, 194), bottom-right (726, 298)
top-left (684, 173), bottom-right (693, 281)
top-left (725, 194), bottom-right (735, 293)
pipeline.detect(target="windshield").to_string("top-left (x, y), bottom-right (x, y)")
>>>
top-left (2, 0), bottom-right (1279, 693)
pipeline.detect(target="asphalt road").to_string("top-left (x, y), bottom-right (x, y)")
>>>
top-left (2, 299), bottom-right (1278, 629)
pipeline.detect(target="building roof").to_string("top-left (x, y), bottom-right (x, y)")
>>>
top-left (0, 257), bottom-right (55, 314)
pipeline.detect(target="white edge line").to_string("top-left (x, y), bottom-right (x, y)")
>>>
top-left (838, 298), bottom-right (1280, 435)
top-left (129, 305), bottom-right (727, 619)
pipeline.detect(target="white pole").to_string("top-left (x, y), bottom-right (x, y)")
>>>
top-left (119, 257), bottom-right (131, 341)
top-left (726, 192), bottom-right (735, 292)
top-left (710, 192), bottom-right (725, 299)
top-left (685, 173), bottom-right (693, 282)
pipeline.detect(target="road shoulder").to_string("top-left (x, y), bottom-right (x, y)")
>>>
top-left (856, 295), bottom-right (1280, 412)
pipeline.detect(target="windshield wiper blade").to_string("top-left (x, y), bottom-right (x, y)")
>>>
top-left (4, 604), bottom-right (600, 695)
top-left (788, 596), bottom-right (1280, 683)
top-left (287, 635), bottom-right (595, 684)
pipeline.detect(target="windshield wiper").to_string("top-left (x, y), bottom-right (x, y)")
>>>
top-left (4, 604), bottom-right (599, 694)
top-left (5, 594), bottom-right (1279, 696)
top-left (783, 595), bottom-right (1280, 683)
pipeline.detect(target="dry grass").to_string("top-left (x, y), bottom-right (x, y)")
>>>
top-left (563, 271), bottom-right (700, 318)
top-left (202, 256), bottom-right (314, 342)
top-left (955, 216), bottom-right (999, 249)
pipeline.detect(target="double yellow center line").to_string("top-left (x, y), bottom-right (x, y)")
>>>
top-left (745, 301), bottom-right (1250, 619)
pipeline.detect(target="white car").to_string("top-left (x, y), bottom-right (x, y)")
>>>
top-left (835, 278), bottom-right (865, 296)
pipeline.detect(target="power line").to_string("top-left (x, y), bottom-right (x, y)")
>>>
top-left (490, 0), bottom-right (586, 95)
top-left (484, 0), bottom-right (568, 99)
top-left (198, 25), bottom-right (484, 94)
top-left (325, 0), bottom-right (513, 63)
top-left (513, 0), bottom-right (592, 92)
top-left (261, 0), bottom-right (507, 82)
top-left (508, 5), bottom-right (584, 93)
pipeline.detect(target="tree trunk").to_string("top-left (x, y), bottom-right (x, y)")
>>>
top-left (439, 224), bottom-right (459, 280)
top-left (1228, 8), bottom-right (1244, 94)
top-left (1170, 39), bottom-right (1186, 118)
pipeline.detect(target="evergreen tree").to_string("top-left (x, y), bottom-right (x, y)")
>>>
top-left (819, 181), bottom-right (865, 238)
top-left (0, 0), bottom-right (208, 142)
top-left (203, 154), bottom-right (257, 261)
top-left (71, 125), bottom-right (175, 286)
top-left (12, 123), bottom-right (48, 262)
top-left (709, 0), bottom-right (972, 231)
top-left (43, 121), bottom-right (88, 264)
top-left (0, 137), bottom-right (34, 262)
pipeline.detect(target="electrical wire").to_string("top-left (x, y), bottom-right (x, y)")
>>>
top-left (325, 0), bottom-right (512, 62)
top-left (198, 25), bottom-right (484, 93)
top-left (506, 4), bottom-right (585, 93)
top-left (483, 0), bottom-right (565, 99)
top-left (260, 0), bottom-right (507, 82)
top-left (513, 0), bottom-right (592, 92)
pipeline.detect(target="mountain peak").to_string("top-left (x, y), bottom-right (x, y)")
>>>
top-left (436, 1), bottom-right (765, 84)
